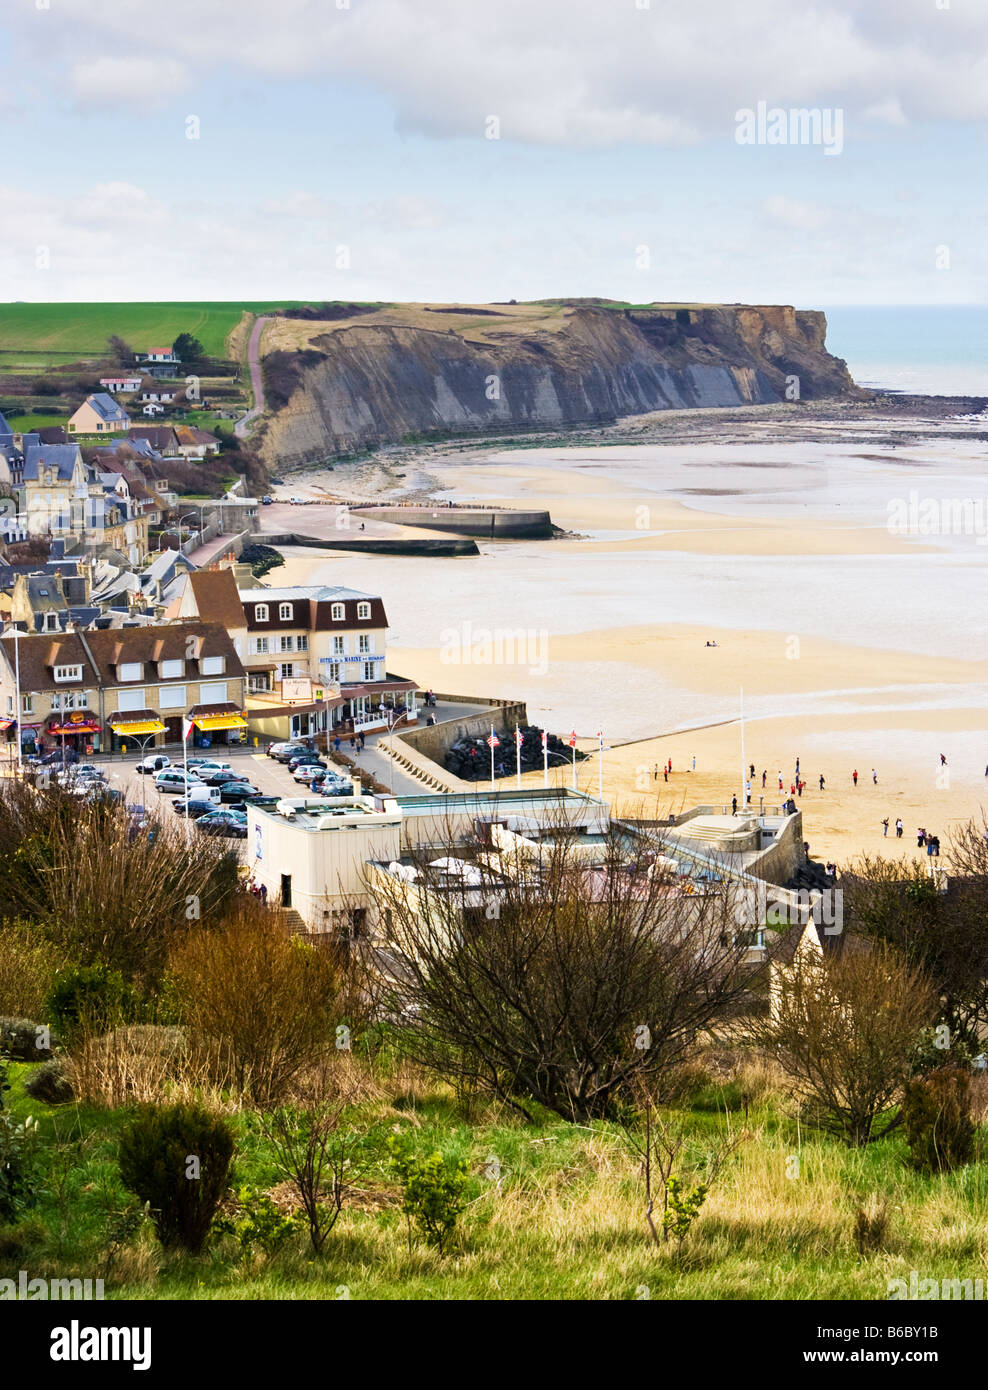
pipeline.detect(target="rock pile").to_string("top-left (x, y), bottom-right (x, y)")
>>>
top-left (444, 726), bottom-right (586, 782)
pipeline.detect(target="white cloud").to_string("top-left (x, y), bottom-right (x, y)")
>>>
top-left (763, 195), bottom-right (830, 231)
top-left (10, 0), bottom-right (988, 142)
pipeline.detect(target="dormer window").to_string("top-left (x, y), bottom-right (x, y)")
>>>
top-left (331, 603), bottom-right (345, 621)
top-left (160, 658), bottom-right (184, 679)
top-left (53, 664), bottom-right (83, 683)
top-left (119, 661), bottom-right (143, 682)
top-left (255, 604), bottom-right (269, 622)
top-left (357, 602), bottom-right (371, 620)
top-left (200, 655), bottom-right (224, 676)
top-left (279, 603), bottom-right (293, 621)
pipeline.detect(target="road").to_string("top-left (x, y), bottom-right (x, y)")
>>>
top-left (235, 315), bottom-right (271, 439)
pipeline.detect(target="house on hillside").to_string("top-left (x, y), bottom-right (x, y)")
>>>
top-left (68, 393), bottom-right (131, 435)
top-left (142, 403), bottom-right (165, 417)
top-left (140, 386), bottom-right (177, 405)
top-left (140, 348), bottom-right (179, 364)
top-left (173, 426), bottom-right (221, 457)
top-left (99, 375), bottom-right (143, 394)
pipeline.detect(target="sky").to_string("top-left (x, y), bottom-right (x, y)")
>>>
top-left (0, 0), bottom-right (986, 307)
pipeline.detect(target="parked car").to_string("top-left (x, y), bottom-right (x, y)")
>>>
top-left (261, 496), bottom-right (274, 505)
top-left (75, 764), bottom-right (106, 781)
top-left (188, 759), bottom-right (233, 774)
top-left (270, 477), bottom-right (286, 486)
top-left (155, 768), bottom-right (203, 794)
top-left (240, 793), bottom-right (278, 808)
top-left (288, 496), bottom-right (306, 505)
top-left (267, 741), bottom-right (304, 760)
top-left (218, 781), bottom-right (261, 804)
top-left (270, 743), bottom-right (309, 763)
top-left (38, 748), bottom-right (79, 766)
top-left (293, 764), bottom-right (328, 784)
top-left (312, 777), bottom-right (353, 798)
top-left (203, 768), bottom-right (250, 786)
top-left (172, 788), bottom-right (221, 817)
top-left (83, 784), bottom-right (123, 806)
top-left (287, 754), bottom-right (326, 772)
top-left (136, 754), bottom-right (170, 774)
top-left (196, 808), bottom-right (248, 838)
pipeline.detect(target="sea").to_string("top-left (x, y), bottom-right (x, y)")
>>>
top-left (822, 306), bottom-right (988, 399)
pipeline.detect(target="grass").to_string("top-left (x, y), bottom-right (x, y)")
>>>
top-left (1, 413), bottom-right (67, 431)
top-left (0, 303), bottom-right (307, 363)
top-left (6, 1054), bottom-right (988, 1300)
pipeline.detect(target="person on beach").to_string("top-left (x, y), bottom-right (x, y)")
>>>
top-left (663, 767), bottom-right (668, 782)
top-left (895, 818), bottom-right (903, 837)
top-left (692, 755), bottom-right (696, 771)
top-left (745, 780), bottom-right (752, 804)
top-left (749, 763), bottom-right (755, 780)
top-left (732, 795), bottom-right (738, 814)
top-left (917, 827), bottom-right (926, 847)
top-left (761, 769), bottom-right (767, 788)
top-left (852, 769), bottom-right (858, 786)
top-left (795, 757), bottom-right (800, 778)
top-left (790, 783), bottom-right (796, 797)
top-left (653, 764), bottom-right (659, 780)
top-left (882, 817), bottom-right (889, 837)
top-left (668, 759), bottom-right (673, 774)
top-left (819, 774), bottom-right (825, 791)
top-left (872, 768), bottom-right (878, 785)
top-left (940, 753), bottom-right (947, 766)
top-left (797, 780), bottom-right (804, 797)
top-left (778, 771), bottom-right (783, 790)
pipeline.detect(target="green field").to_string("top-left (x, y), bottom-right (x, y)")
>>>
top-left (0, 302), bottom-right (305, 363)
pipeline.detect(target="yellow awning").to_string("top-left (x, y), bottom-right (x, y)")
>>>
top-left (193, 714), bottom-right (248, 732)
top-left (111, 719), bottom-right (166, 735)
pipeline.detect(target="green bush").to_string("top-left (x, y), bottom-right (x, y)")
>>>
top-left (217, 1187), bottom-right (302, 1261)
top-left (45, 963), bottom-right (138, 1036)
top-left (0, 1108), bottom-right (41, 1225)
top-left (902, 1068), bottom-right (975, 1174)
top-left (117, 1103), bottom-right (235, 1254)
top-left (0, 1215), bottom-right (46, 1271)
top-left (387, 1135), bottom-right (468, 1257)
top-left (0, 1017), bottom-right (54, 1062)
top-left (24, 1058), bottom-right (74, 1105)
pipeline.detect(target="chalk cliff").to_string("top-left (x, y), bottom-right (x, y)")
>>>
top-left (254, 301), bottom-right (857, 467)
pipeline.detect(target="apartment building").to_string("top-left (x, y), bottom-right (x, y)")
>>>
top-left (0, 621), bottom-right (246, 755)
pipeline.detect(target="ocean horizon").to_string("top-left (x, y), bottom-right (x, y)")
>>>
top-left (821, 305), bottom-right (988, 399)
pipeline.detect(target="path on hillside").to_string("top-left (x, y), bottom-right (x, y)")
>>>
top-left (235, 315), bottom-right (271, 439)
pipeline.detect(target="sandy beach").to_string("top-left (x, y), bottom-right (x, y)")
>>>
top-left (268, 410), bottom-right (988, 868)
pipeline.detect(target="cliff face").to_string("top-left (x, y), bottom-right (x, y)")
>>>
top-left (256, 303), bottom-right (857, 466)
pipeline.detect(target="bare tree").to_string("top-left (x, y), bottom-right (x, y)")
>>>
top-left (756, 941), bottom-right (936, 1145)
top-left (374, 826), bottom-right (763, 1121)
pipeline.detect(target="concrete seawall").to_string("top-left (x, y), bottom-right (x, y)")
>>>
top-left (351, 506), bottom-right (554, 539)
top-left (260, 530), bottom-right (478, 556)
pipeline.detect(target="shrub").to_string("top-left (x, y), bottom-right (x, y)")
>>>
top-left (0, 1109), bottom-right (41, 1225)
top-left (45, 964), bottom-right (138, 1036)
top-left (117, 1103), bottom-right (235, 1254)
top-left (169, 908), bottom-right (342, 1104)
top-left (217, 1188), bottom-right (302, 1261)
top-left (903, 1067), bottom-right (975, 1174)
top-left (68, 1025), bottom-right (189, 1109)
top-left (23, 1058), bottom-right (74, 1105)
top-left (853, 1196), bottom-right (890, 1256)
top-left (0, 1017), bottom-right (54, 1063)
top-left (0, 1215), bottom-right (47, 1270)
top-left (0, 923), bottom-right (59, 1018)
top-left (388, 1135), bottom-right (468, 1257)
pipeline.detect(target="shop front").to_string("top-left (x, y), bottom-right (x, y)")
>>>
top-left (46, 710), bottom-right (104, 756)
top-left (109, 711), bottom-right (167, 755)
top-left (186, 702), bottom-right (249, 749)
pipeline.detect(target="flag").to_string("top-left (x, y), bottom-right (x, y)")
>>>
top-left (182, 716), bottom-right (194, 742)
top-left (515, 728), bottom-right (523, 748)
top-left (596, 728), bottom-right (603, 740)
top-left (486, 732), bottom-right (500, 749)
top-left (541, 730), bottom-right (547, 750)
top-left (568, 730), bottom-right (577, 748)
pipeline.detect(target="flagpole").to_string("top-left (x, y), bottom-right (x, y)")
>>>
top-left (515, 724), bottom-right (521, 791)
top-left (542, 729), bottom-right (548, 789)
top-left (597, 729), bottom-right (603, 801)
top-left (183, 716), bottom-right (191, 845)
top-left (739, 685), bottom-right (746, 810)
top-left (13, 627), bottom-right (22, 776)
top-left (571, 732), bottom-right (577, 791)
top-left (490, 723), bottom-right (495, 791)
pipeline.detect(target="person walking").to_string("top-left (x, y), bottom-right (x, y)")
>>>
top-left (749, 763), bottom-right (755, 780)
top-left (872, 768), bottom-right (878, 785)
top-left (940, 753), bottom-right (947, 766)
top-left (731, 794), bottom-right (738, 814)
top-left (692, 755), bottom-right (696, 771)
top-left (882, 817), bottom-right (889, 837)
top-left (745, 780), bottom-right (752, 804)
top-left (797, 779), bottom-right (803, 798)
top-left (653, 763), bottom-right (659, 781)
top-left (663, 767), bottom-right (668, 783)
top-left (895, 818), bottom-right (903, 838)
top-left (852, 769), bottom-right (858, 787)
top-left (778, 770), bottom-right (783, 790)
top-left (761, 769), bottom-right (767, 788)
top-left (819, 774), bottom-right (825, 791)
top-left (795, 757), bottom-right (800, 779)
top-left (917, 827), bottom-right (926, 847)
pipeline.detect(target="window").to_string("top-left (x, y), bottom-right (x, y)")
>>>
top-left (254, 604), bottom-right (269, 622)
top-left (53, 664), bottom-right (83, 682)
top-left (279, 603), bottom-right (293, 621)
top-left (118, 661), bottom-right (142, 682)
top-left (297, 634), bottom-right (308, 652)
top-left (363, 661), bottom-right (376, 681)
top-left (358, 634), bottom-right (370, 653)
top-left (116, 688), bottom-right (147, 713)
top-left (332, 635), bottom-right (345, 656)
top-left (159, 685), bottom-right (187, 709)
top-left (42, 613), bottom-right (58, 633)
top-left (357, 602), bottom-right (371, 620)
top-left (324, 661), bottom-right (342, 682)
top-left (200, 655), bottom-right (224, 676)
top-left (280, 664), bottom-right (294, 681)
top-left (160, 658), bottom-right (183, 679)
top-left (199, 681), bottom-right (227, 705)
top-left (331, 604), bottom-right (344, 621)
top-left (21, 695), bottom-right (33, 715)
top-left (248, 673), bottom-right (271, 693)
top-left (279, 635), bottom-right (294, 653)
top-left (248, 636), bottom-right (269, 655)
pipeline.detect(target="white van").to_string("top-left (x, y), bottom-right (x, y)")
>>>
top-left (173, 785), bottom-right (221, 815)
